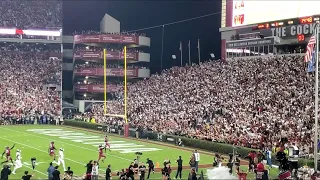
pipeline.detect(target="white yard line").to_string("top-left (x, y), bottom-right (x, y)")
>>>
top-left (0, 127), bottom-right (132, 162)
top-left (0, 136), bottom-right (87, 174)
top-left (24, 165), bottom-right (47, 179)
top-left (8, 162), bottom-right (47, 179)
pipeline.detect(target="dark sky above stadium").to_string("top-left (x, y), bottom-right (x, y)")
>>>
top-left (63, 1), bottom-right (221, 73)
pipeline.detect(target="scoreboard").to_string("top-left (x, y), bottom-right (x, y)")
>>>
top-left (253, 15), bottom-right (320, 31)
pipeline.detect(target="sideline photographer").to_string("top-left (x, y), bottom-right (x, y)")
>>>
top-left (0, 165), bottom-right (11, 180)
top-left (288, 143), bottom-right (299, 178)
top-left (22, 171), bottom-right (34, 180)
top-left (276, 146), bottom-right (293, 180)
top-left (146, 158), bottom-right (154, 179)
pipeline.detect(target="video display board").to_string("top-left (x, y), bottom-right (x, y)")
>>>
top-left (232, 0), bottom-right (320, 27)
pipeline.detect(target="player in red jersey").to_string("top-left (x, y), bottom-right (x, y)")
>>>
top-left (104, 135), bottom-right (111, 152)
top-left (1, 144), bottom-right (15, 165)
top-left (48, 141), bottom-right (57, 162)
top-left (98, 144), bottom-right (106, 163)
top-left (237, 167), bottom-right (248, 180)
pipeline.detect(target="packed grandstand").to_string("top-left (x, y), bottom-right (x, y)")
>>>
top-left (79, 54), bottom-right (313, 155)
top-left (0, 0), bottom-right (62, 28)
top-left (0, 42), bottom-right (61, 118)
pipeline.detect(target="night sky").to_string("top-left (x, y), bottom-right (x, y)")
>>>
top-left (63, 1), bottom-right (221, 73)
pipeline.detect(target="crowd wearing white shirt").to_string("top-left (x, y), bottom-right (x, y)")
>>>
top-left (89, 54), bottom-right (315, 153)
top-left (0, 43), bottom-right (61, 118)
top-left (0, 0), bottom-right (61, 28)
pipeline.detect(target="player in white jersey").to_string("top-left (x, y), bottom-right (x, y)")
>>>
top-left (54, 148), bottom-right (66, 171)
top-left (12, 149), bottom-right (22, 174)
top-left (91, 161), bottom-right (99, 180)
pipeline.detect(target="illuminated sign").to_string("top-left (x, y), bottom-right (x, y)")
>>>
top-left (0, 28), bottom-right (61, 36)
top-left (297, 34), bottom-right (305, 41)
top-left (271, 23), bottom-right (317, 37)
top-left (300, 16), bottom-right (313, 24)
top-left (226, 37), bottom-right (274, 48)
top-left (232, 0), bottom-right (320, 27)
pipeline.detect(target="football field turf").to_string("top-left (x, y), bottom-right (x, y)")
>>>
top-left (0, 125), bottom-right (215, 179)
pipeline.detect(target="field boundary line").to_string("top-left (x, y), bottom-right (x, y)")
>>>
top-left (0, 126), bottom-right (132, 163)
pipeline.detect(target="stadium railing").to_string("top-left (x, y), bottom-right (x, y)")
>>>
top-left (64, 120), bottom-right (314, 168)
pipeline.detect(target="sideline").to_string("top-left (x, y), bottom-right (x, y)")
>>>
top-left (65, 125), bottom-right (250, 166)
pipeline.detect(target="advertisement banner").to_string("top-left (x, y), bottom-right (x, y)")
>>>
top-left (74, 84), bottom-right (120, 93)
top-left (226, 37), bottom-right (274, 48)
top-left (74, 34), bottom-right (138, 44)
top-left (74, 51), bottom-right (103, 59)
top-left (74, 68), bottom-right (138, 77)
top-left (121, 36), bottom-right (137, 43)
top-left (81, 35), bottom-right (100, 43)
top-left (120, 52), bottom-right (137, 60)
top-left (100, 34), bottom-right (121, 43)
top-left (74, 51), bottom-right (137, 60)
top-left (164, 134), bottom-right (177, 145)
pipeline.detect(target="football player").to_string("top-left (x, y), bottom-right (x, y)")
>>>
top-left (98, 145), bottom-right (106, 163)
top-left (1, 144), bottom-right (15, 165)
top-left (12, 149), bottom-right (22, 174)
top-left (54, 148), bottom-right (66, 171)
top-left (104, 135), bottom-right (111, 152)
top-left (48, 141), bottom-right (57, 162)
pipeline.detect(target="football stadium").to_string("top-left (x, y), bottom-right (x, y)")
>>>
top-left (1, 0), bottom-right (320, 180)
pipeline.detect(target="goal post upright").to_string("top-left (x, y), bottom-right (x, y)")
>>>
top-left (124, 46), bottom-right (129, 137)
top-left (102, 46), bottom-right (129, 137)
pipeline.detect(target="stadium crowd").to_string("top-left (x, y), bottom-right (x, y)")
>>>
top-left (0, 0), bottom-right (62, 28)
top-left (89, 54), bottom-right (314, 154)
top-left (0, 43), bottom-right (61, 119)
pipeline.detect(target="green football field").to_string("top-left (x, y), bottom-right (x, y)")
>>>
top-left (0, 125), bottom-right (215, 179)
top-left (0, 125), bottom-right (280, 179)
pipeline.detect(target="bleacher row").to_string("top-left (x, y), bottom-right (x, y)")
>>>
top-left (87, 54), bottom-right (314, 154)
top-left (0, 44), bottom-right (61, 117)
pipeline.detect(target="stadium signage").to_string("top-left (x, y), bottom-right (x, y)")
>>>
top-left (74, 51), bottom-right (137, 60)
top-left (74, 68), bottom-right (139, 77)
top-left (74, 34), bottom-right (138, 44)
top-left (74, 84), bottom-right (120, 93)
top-left (157, 134), bottom-right (163, 141)
top-left (270, 23), bottom-right (318, 37)
top-left (226, 38), bottom-right (274, 48)
top-left (166, 138), bottom-right (175, 142)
